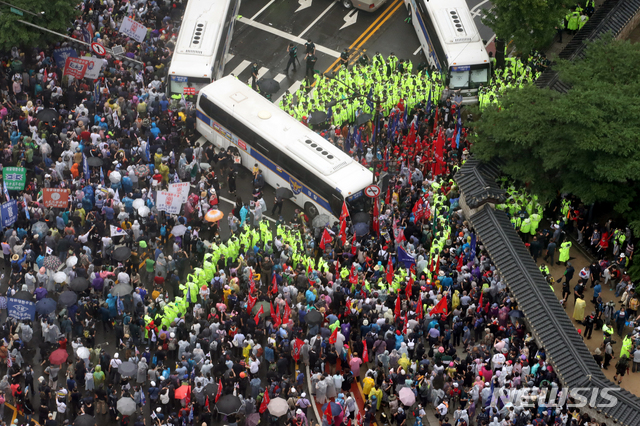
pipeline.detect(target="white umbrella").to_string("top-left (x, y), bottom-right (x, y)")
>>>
top-left (76, 347), bottom-right (90, 359)
top-left (66, 256), bottom-right (78, 267)
top-left (132, 199), bottom-right (145, 209)
top-left (138, 206), bottom-right (150, 217)
top-left (53, 271), bottom-right (67, 283)
top-left (117, 212), bottom-right (129, 220)
top-left (109, 171), bottom-right (121, 183)
top-left (172, 224), bottom-right (187, 236)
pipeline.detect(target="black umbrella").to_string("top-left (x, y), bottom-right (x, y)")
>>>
top-left (112, 247), bottom-right (132, 262)
top-left (58, 290), bottom-right (78, 307)
top-left (352, 212), bottom-right (370, 224)
top-left (12, 290), bottom-right (34, 302)
top-left (353, 222), bottom-right (369, 236)
top-left (305, 309), bottom-right (323, 326)
top-left (198, 328), bottom-right (211, 338)
top-left (508, 310), bottom-right (524, 318)
top-left (275, 187), bottom-right (294, 199)
top-left (216, 394), bottom-right (242, 416)
top-left (36, 108), bottom-right (58, 123)
top-left (203, 382), bottom-right (219, 397)
top-left (86, 157), bottom-right (103, 167)
top-left (35, 298), bottom-right (57, 315)
top-left (355, 113), bottom-right (373, 127)
top-left (308, 111), bottom-right (327, 125)
top-left (69, 277), bottom-right (89, 292)
top-left (258, 78), bottom-right (280, 94)
top-left (118, 361), bottom-right (137, 377)
top-left (74, 414), bottom-right (96, 426)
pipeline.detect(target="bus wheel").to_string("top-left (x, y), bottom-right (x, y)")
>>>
top-left (304, 202), bottom-right (319, 219)
top-left (342, 0), bottom-right (353, 9)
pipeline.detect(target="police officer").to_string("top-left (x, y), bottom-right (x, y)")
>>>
top-left (339, 48), bottom-right (350, 68)
top-left (305, 53), bottom-right (317, 81)
top-left (285, 43), bottom-right (298, 74)
top-left (304, 39), bottom-right (316, 57)
top-left (250, 62), bottom-right (259, 90)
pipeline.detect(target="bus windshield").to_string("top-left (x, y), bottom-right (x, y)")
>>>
top-left (449, 64), bottom-right (490, 89)
top-left (169, 76), bottom-right (212, 96)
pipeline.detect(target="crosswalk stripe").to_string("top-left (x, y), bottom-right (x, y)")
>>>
top-left (225, 53), bottom-right (235, 65)
top-left (274, 73), bottom-right (286, 83)
top-left (257, 67), bottom-right (269, 79)
top-left (229, 60), bottom-right (251, 77)
top-left (274, 79), bottom-right (303, 104)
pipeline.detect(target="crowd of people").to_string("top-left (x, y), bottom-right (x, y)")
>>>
top-left (0, 0), bottom-right (633, 426)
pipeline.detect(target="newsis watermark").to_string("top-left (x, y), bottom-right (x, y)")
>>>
top-left (484, 386), bottom-right (620, 409)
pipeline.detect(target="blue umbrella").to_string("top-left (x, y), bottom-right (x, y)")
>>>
top-left (321, 402), bottom-right (343, 417)
top-left (36, 298), bottom-right (56, 315)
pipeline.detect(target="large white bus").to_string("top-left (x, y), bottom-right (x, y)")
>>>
top-left (404, 0), bottom-right (491, 104)
top-left (166, 0), bottom-right (241, 97)
top-left (196, 76), bottom-right (374, 221)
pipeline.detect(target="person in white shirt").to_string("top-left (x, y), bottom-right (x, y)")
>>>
top-left (436, 401), bottom-right (448, 418)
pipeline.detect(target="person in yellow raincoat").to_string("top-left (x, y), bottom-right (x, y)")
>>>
top-left (573, 295), bottom-right (586, 322)
top-left (362, 373), bottom-right (375, 396)
top-left (369, 384), bottom-right (383, 410)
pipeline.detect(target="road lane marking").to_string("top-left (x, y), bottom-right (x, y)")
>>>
top-left (470, 0), bottom-right (490, 13)
top-left (413, 46), bottom-right (422, 55)
top-left (251, 0), bottom-right (276, 20)
top-left (257, 67), bottom-right (269, 79)
top-left (274, 79), bottom-right (303, 104)
top-left (274, 73), bottom-right (286, 82)
top-left (298, 1), bottom-right (336, 38)
top-left (230, 59), bottom-right (251, 76)
top-left (238, 16), bottom-right (341, 57)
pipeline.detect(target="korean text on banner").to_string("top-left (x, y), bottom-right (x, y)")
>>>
top-left (168, 182), bottom-right (190, 204)
top-left (3, 167), bottom-right (26, 190)
top-left (43, 188), bottom-right (70, 208)
top-left (53, 47), bottom-right (78, 67)
top-left (83, 57), bottom-right (107, 80)
top-left (1, 200), bottom-right (17, 228)
top-left (156, 191), bottom-right (181, 214)
top-left (119, 16), bottom-right (148, 43)
top-left (8, 297), bottom-right (35, 321)
top-left (64, 57), bottom-right (90, 80)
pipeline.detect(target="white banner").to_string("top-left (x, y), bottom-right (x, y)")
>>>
top-left (168, 182), bottom-right (190, 204)
top-left (110, 225), bottom-right (128, 237)
top-left (119, 16), bottom-right (147, 43)
top-left (83, 56), bottom-right (107, 79)
top-left (156, 191), bottom-right (182, 214)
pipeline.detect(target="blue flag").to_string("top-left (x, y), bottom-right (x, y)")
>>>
top-left (145, 138), bottom-right (151, 163)
top-left (3, 181), bottom-right (10, 202)
top-left (140, 388), bottom-right (146, 406)
top-left (116, 295), bottom-right (123, 316)
top-left (426, 88), bottom-right (432, 114)
top-left (345, 129), bottom-right (351, 153)
top-left (326, 106), bottom-right (333, 122)
top-left (397, 246), bottom-right (416, 268)
top-left (23, 196), bottom-right (30, 220)
top-left (470, 233), bottom-right (476, 260)
top-left (100, 167), bottom-right (105, 186)
top-left (95, 81), bottom-right (101, 104)
top-left (83, 154), bottom-right (90, 180)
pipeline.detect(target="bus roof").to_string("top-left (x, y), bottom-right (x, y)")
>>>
top-left (199, 76), bottom-right (372, 198)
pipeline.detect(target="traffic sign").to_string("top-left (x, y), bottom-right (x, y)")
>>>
top-left (364, 184), bottom-right (381, 198)
top-left (91, 42), bottom-right (106, 56)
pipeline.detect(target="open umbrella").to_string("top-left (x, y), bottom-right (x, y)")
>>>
top-left (109, 171), bottom-right (121, 183)
top-left (86, 157), bottom-right (103, 167)
top-left (275, 187), bottom-right (294, 199)
top-left (117, 212), bottom-right (130, 221)
top-left (49, 348), bottom-right (69, 365)
top-left (117, 397), bottom-right (136, 416)
top-left (76, 347), bottom-right (91, 359)
top-left (355, 113), bottom-right (373, 127)
top-left (36, 108), bottom-right (58, 123)
top-left (203, 382), bottom-right (218, 397)
top-left (198, 328), bottom-right (211, 338)
top-left (32, 221), bottom-right (49, 238)
top-left (175, 385), bottom-right (191, 400)
top-left (66, 256), bottom-right (78, 267)
top-left (69, 277), bottom-right (89, 292)
top-left (245, 413), bottom-right (260, 426)
top-left (112, 247), bottom-right (132, 262)
top-left (321, 402), bottom-right (343, 416)
top-left (58, 291), bottom-right (78, 307)
top-left (398, 387), bottom-right (416, 406)
top-left (132, 199), bottom-right (145, 209)
top-left (53, 271), bottom-right (67, 283)
top-left (137, 206), bottom-right (150, 217)
top-left (111, 283), bottom-right (133, 297)
top-left (204, 209), bottom-right (224, 223)
top-left (252, 300), bottom-right (271, 316)
top-left (43, 255), bottom-right (62, 271)
top-left (118, 361), bottom-right (137, 377)
top-left (308, 111), bottom-right (328, 125)
top-left (172, 224), bottom-right (187, 236)
top-left (305, 309), bottom-right (323, 326)
top-left (12, 291), bottom-right (34, 301)
top-left (267, 397), bottom-right (289, 417)
top-left (312, 214), bottom-right (331, 229)
top-left (35, 298), bottom-right (57, 315)
top-left (258, 78), bottom-right (280, 94)
top-left (74, 414), bottom-right (96, 426)
top-left (216, 394), bottom-right (242, 416)
top-left (352, 212), bottom-right (370, 224)
top-left (134, 164), bottom-right (150, 178)
top-left (353, 222), bottom-right (369, 236)
top-left (508, 310), bottom-right (524, 318)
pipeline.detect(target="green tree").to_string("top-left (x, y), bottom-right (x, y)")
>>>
top-left (0, 0), bottom-right (78, 51)
top-left (482, 0), bottom-right (567, 55)
top-left (471, 37), bottom-right (640, 232)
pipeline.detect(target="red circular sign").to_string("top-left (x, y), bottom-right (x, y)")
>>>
top-left (364, 184), bottom-right (381, 198)
top-left (91, 42), bottom-right (106, 56)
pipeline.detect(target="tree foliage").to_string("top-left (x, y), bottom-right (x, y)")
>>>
top-left (471, 37), bottom-right (640, 232)
top-left (482, 0), bottom-right (567, 54)
top-left (0, 0), bottom-right (78, 51)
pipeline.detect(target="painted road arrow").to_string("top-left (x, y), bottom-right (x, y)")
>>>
top-left (296, 0), bottom-right (312, 12)
top-left (340, 9), bottom-right (358, 30)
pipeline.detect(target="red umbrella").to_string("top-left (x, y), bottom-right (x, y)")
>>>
top-left (49, 348), bottom-right (69, 365)
top-left (175, 385), bottom-right (191, 400)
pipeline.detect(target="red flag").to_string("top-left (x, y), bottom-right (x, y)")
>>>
top-left (362, 339), bottom-right (369, 363)
top-left (385, 185), bottom-right (391, 205)
top-left (259, 389), bottom-right (270, 414)
top-left (340, 200), bottom-right (349, 222)
top-left (292, 338), bottom-right (304, 362)
top-left (272, 302), bottom-right (281, 328)
top-left (456, 254), bottom-right (464, 272)
top-left (349, 263), bottom-right (358, 284)
top-left (434, 129), bottom-right (445, 177)
top-left (324, 400), bottom-right (333, 419)
top-left (319, 228), bottom-right (333, 250)
top-left (417, 297), bottom-right (423, 320)
top-left (271, 273), bottom-right (278, 295)
top-left (372, 197), bottom-right (380, 235)
top-left (477, 292), bottom-right (483, 313)
top-left (249, 279), bottom-right (256, 295)
top-left (307, 263), bottom-right (312, 275)
top-left (402, 314), bottom-right (408, 335)
top-left (431, 296), bottom-right (448, 315)
top-left (247, 294), bottom-right (257, 314)
top-left (339, 219), bottom-right (347, 245)
top-left (412, 198), bottom-right (425, 222)
top-left (249, 268), bottom-right (254, 283)
top-left (186, 385), bottom-right (191, 406)
top-left (351, 232), bottom-right (357, 255)
top-left (329, 327), bottom-right (338, 344)
top-left (406, 276), bottom-right (413, 298)
top-left (215, 379), bottom-right (223, 403)
top-left (357, 411), bottom-right (362, 425)
top-left (205, 396), bottom-right (209, 410)
top-left (283, 300), bottom-right (291, 323)
top-left (386, 258), bottom-right (394, 284)
top-left (394, 295), bottom-right (401, 320)
top-left (254, 305), bottom-right (264, 325)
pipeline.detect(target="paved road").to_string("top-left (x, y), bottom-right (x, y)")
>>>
top-left (225, 0), bottom-right (494, 102)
